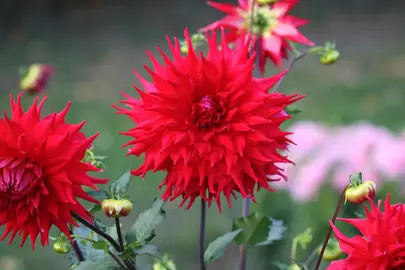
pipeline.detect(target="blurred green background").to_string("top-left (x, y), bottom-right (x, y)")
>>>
top-left (1, 0), bottom-right (405, 269)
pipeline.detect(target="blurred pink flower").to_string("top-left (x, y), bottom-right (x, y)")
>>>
top-left (276, 121), bottom-right (405, 201)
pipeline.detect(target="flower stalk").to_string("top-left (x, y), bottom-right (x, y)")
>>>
top-left (199, 199), bottom-right (207, 270)
top-left (237, 2), bottom-right (261, 270)
top-left (72, 213), bottom-right (122, 252)
top-left (271, 49), bottom-right (310, 93)
top-left (314, 185), bottom-right (349, 270)
top-left (69, 229), bottom-right (85, 262)
top-left (115, 217), bottom-right (125, 251)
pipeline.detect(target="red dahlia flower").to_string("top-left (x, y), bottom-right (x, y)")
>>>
top-left (201, 0), bottom-right (314, 74)
top-left (114, 28), bottom-right (303, 211)
top-left (0, 94), bottom-right (108, 250)
top-left (328, 194), bottom-right (405, 269)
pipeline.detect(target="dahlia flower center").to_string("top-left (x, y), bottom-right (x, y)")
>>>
top-left (244, 6), bottom-right (278, 35)
top-left (0, 157), bottom-right (43, 200)
top-left (191, 95), bottom-right (224, 128)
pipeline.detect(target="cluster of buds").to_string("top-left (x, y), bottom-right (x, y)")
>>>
top-left (101, 198), bottom-right (133, 218)
top-left (19, 64), bottom-right (54, 94)
top-left (83, 145), bottom-right (106, 171)
top-left (179, 33), bottom-right (206, 55)
top-left (345, 172), bottom-right (376, 204)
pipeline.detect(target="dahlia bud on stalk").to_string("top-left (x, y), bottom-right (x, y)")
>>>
top-left (101, 198), bottom-right (133, 218)
top-left (153, 254), bottom-right (177, 270)
top-left (318, 239), bottom-right (342, 261)
top-left (52, 240), bottom-right (71, 254)
top-left (179, 33), bottom-right (206, 55)
top-left (83, 147), bottom-right (106, 171)
top-left (319, 41), bottom-right (340, 65)
top-left (320, 49), bottom-right (340, 65)
top-left (345, 172), bottom-right (376, 204)
top-left (19, 63), bottom-right (54, 94)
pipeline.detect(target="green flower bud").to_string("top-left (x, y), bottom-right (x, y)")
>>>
top-left (320, 49), bottom-right (340, 65)
top-left (319, 239), bottom-right (343, 261)
top-left (53, 241), bottom-right (71, 254)
top-left (180, 44), bottom-right (188, 55)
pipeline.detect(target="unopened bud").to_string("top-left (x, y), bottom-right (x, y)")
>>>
top-left (180, 44), bottom-right (188, 55)
top-left (102, 199), bottom-right (133, 218)
top-left (318, 239), bottom-right (342, 261)
top-left (53, 241), bottom-right (71, 254)
top-left (153, 254), bottom-right (177, 270)
top-left (345, 180), bottom-right (376, 204)
top-left (19, 64), bottom-right (54, 94)
top-left (191, 33), bottom-right (206, 43)
top-left (320, 50), bottom-right (340, 65)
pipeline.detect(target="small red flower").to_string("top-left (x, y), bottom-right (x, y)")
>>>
top-left (201, 0), bottom-right (314, 74)
top-left (19, 64), bottom-right (54, 94)
top-left (113, 28), bottom-right (304, 211)
top-left (0, 94), bottom-right (108, 250)
top-left (328, 194), bottom-right (405, 269)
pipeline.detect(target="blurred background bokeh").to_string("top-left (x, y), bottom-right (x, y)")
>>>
top-left (1, 0), bottom-right (405, 269)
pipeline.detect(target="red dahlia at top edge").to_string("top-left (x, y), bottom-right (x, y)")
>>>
top-left (328, 194), bottom-right (405, 269)
top-left (201, 0), bottom-right (314, 74)
top-left (114, 28), bottom-right (304, 211)
top-left (0, 94), bottom-right (108, 250)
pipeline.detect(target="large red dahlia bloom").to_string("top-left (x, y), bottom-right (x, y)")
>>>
top-left (114, 29), bottom-right (303, 211)
top-left (201, 0), bottom-right (314, 74)
top-left (0, 94), bottom-right (108, 250)
top-left (328, 194), bottom-right (405, 269)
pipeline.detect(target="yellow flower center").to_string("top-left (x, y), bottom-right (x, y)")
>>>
top-left (243, 5), bottom-right (278, 35)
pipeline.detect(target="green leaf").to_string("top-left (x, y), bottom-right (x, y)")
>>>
top-left (73, 259), bottom-right (119, 270)
top-left (92, 240), bottom-right (108, 250)
top-left (133, 244), bottom-right (162, 258)
top-left (110, 169), bottom-right (132, 195)
top-left (272, 262), bottom-right (290, 270)
top-left (71, 224), bottom-right (105, 263)
top-left (131, 198), bottom-right (166, 243)
top-left (106, 225), bottom-right (118, 242)
top-left (285, 106), bottom-right (303, 115)
top-left (232, 212), bottom-right (272, 246)
top-left (88, 204), bottom-right (102, 214)
top-left (255, 219), bottom-right (285, 246)
top-left (125, 232), bottom-right (137, 245)
top-left (86, 190), bottom-right (110, 201)
top-left (204, 228), bottom-right (243, 264)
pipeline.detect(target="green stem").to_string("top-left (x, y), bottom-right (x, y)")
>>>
top-left (290, 238), bottom-right (298, 265)
top-left (72, 213), bottom-right (122, 252)
top-left (108, 251), bottom-right (130, 270)
top-left (271, 49), bottom-right (310, 93)
top-left (314, 185), bottom-right (348, 270)
top-left (115, 218), bottom-right (125, 251)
